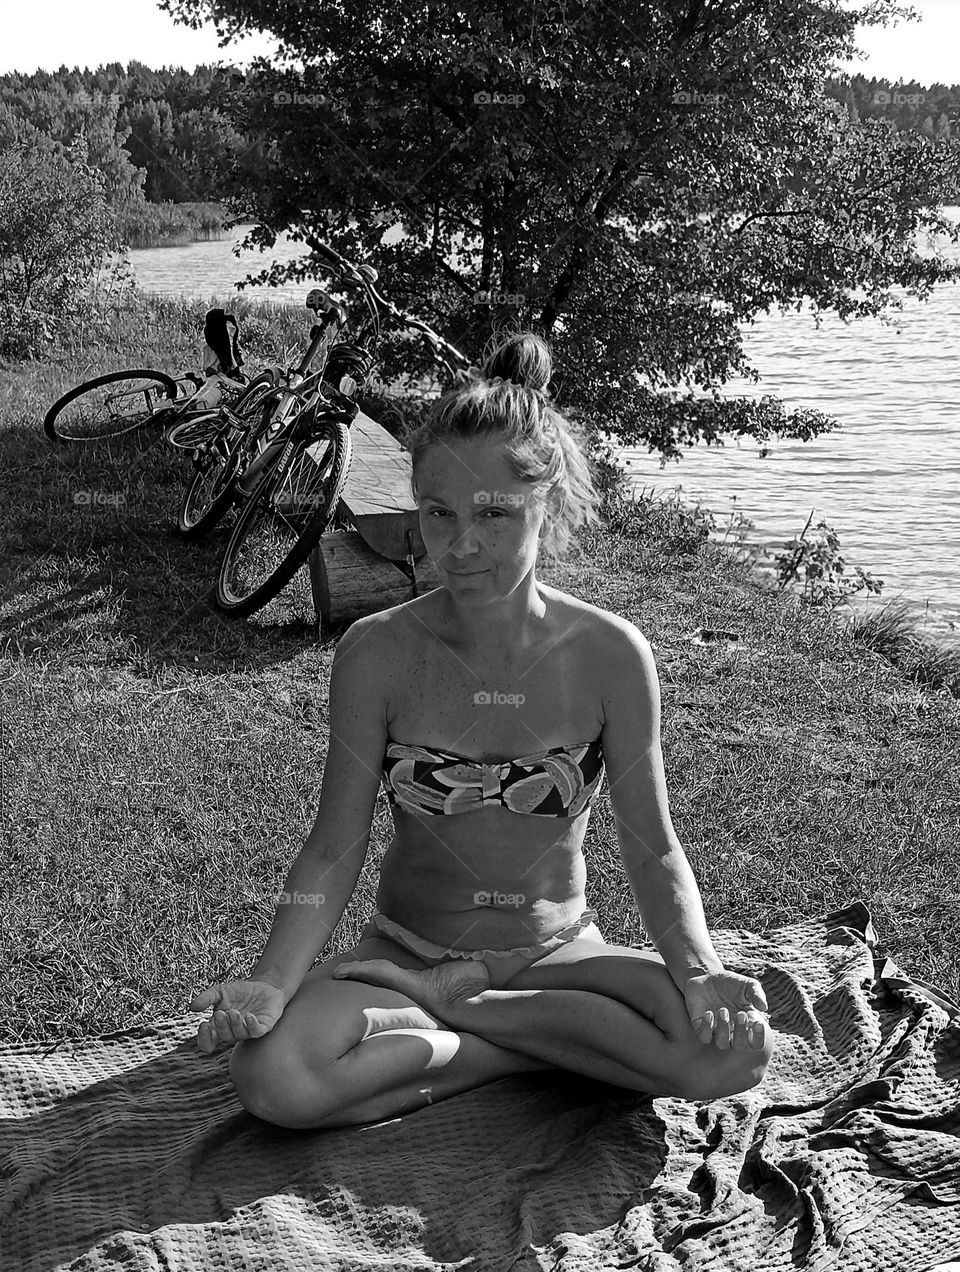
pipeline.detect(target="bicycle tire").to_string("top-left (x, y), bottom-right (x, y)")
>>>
top-left (213, 416), bottom-right (353, 620)
top-left (176, 370), bottom-right (281, 540)
top-left (44, 369), bottom-right (179, 442)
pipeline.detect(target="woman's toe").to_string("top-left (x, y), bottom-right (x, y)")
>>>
top-left (333, 958), bottom-right (413, 992)
top-left (331, 957), bottom-right (490, 1016)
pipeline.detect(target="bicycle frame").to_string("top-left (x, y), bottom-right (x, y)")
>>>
top-left (217, 242), bottom-right (470, 511)
top-left (224, 306), bottom-right (347, 493)
top-left (235, 359), bottom-right (342, 488)
top-left (252, 393), bottom-right (357, 514)
top-left (303, 235), bottom-right (472, 384)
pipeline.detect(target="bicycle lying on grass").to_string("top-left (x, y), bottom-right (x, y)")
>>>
top-left (43, 309), bottom-right (252, 443)
top-left (170, 236), bottom-right (472, 620)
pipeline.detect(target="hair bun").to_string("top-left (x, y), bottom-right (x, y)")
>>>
top-left (480, 332), bottom-right (552, 394)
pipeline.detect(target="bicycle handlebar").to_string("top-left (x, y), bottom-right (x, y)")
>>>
top-left (303, 234), bottom-right (470, 373)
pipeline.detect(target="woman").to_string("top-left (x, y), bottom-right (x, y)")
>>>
top-left (191, 332), bottom-right (774, 1129)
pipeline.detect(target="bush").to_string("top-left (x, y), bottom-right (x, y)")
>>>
top-left (0, 137), bottom-right (121, 359)
top-left (773, 512), bottom-right (885, 610)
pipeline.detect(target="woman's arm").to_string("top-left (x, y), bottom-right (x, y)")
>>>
top-left (600, 620), bottom-right (725, 993)
top-left (247, 614), bottom-right (390, 1002)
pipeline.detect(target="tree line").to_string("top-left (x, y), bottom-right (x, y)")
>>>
top-left (826, 74), bottom-right (959, 146)
top-left (0, 61), bottom-right (957, 227)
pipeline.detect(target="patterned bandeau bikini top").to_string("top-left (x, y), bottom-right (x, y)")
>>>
top-left (381, 736), bottom-right (605, 817)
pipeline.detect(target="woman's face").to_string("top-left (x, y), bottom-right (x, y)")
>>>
top-left (414, 437), bottom-right (548, 602)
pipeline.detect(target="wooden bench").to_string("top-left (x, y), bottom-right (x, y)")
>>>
top-left (307, 408), bottom-right (439, 634)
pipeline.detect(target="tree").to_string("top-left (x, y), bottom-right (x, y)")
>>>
top-left (0, 137), bottom-right (122, 357)
top-left (126, 98), bottom-right (181, 201)
top-left (161, 0), bottom-right (960, 463)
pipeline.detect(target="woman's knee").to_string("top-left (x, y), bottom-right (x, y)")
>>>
top-left (631, 966), bottom-right (776, 1101)
top-left (230, 1033), bottom-right (368, 1128)
top-left (226, 987), bottom-right (440, 1127)
top-left (678, 1027), bottom-right (775, 1102)
top-left (229, 1035), bottom-right (326, 1127)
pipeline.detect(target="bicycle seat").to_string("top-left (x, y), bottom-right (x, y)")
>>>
top-left (306, 288), bottom-right (339, 314)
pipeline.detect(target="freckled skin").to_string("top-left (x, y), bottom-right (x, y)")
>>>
top-left (378, 437), bottom-right (601, 947)
top-left (413, 437), bottom-right (549, 608)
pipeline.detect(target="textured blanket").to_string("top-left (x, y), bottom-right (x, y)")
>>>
top-left (1, 901), bottom-right (959, 1272)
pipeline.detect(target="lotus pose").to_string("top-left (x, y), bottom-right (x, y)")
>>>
top-left (191, 332), bottom-right (775, 1129)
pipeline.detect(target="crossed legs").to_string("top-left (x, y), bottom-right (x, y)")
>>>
top-left (229, 931), bottom-right (774, 1130)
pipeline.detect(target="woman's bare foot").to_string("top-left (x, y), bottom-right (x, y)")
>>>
top-left (332, 957), bottom-right (490, 1023)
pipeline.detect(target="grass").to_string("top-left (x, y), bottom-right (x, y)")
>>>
top-left (2, 292), bottom-right (958, 1045)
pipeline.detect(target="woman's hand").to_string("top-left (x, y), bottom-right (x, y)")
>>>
top-left (683, 970), bottom-right (769, 1051)
top-left (190, 979), bottom-right (287, 1053)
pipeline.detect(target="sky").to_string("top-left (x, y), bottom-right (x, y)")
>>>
top-left (0, 0), bottom-right (957, 84)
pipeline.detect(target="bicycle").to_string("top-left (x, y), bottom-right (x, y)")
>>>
top-left (164, 288), bottom-right (349, 540)
top-left (209, 236), bottom-right (471, 620)
top-left (43, 309), bottom-right (251, 443)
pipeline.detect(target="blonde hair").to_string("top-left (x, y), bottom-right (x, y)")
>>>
top-left (405, 331), bottom-right (599, 561)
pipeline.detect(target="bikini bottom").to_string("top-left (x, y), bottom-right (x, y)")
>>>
top-left (358, 907), bottom-right (605, 990)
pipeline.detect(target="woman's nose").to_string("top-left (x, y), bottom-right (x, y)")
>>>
top-left (448, 522), bottom-right (482, 557)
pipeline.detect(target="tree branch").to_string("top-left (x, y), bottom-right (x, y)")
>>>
top-left (539, 155), bottom-right (630, 331)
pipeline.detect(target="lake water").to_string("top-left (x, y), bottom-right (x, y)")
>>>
top-left (127, 221), bottom-right (960, 646)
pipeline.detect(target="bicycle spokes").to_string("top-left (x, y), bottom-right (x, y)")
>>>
top-left (182, 449), bottom-right (232, 524)
top-left (56, 378), bottom-right (170, 440)
top-left (271, 437), bottom-right (338, 520)
top-left (219, 436), bottom-right (339, 606)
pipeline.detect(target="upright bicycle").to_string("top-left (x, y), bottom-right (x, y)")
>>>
top-left (210, 237), bottom-right (472, 620)
top-left (166, 288), bottom-right (348, 540)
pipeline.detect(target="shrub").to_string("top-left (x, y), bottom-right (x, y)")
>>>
top-left (0, 136), bottom-right (121, 358)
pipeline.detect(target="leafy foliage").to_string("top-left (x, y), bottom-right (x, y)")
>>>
top-left (157, 0), bottom-right (960, 461)
top-left (0, 138), bottom-right (122, 358)
top-left (773, 511), bottom-right (885, 609)
top-left (0, 81), bottom-right (144, 211)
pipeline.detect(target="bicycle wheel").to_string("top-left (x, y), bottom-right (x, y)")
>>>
top-left (176, 370), bottom-right (281, 540)
top-left (214, 415), bottom-right (353, 620)
top-left (44, 369), bottom-right (179, 442)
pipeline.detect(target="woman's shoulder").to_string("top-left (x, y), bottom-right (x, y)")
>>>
top-left (337, 586), bottom-right (650, 665)
top-left (537, 584), bottom-right (648, 648)
top-left (393, 583), bottom-right (648, 644)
